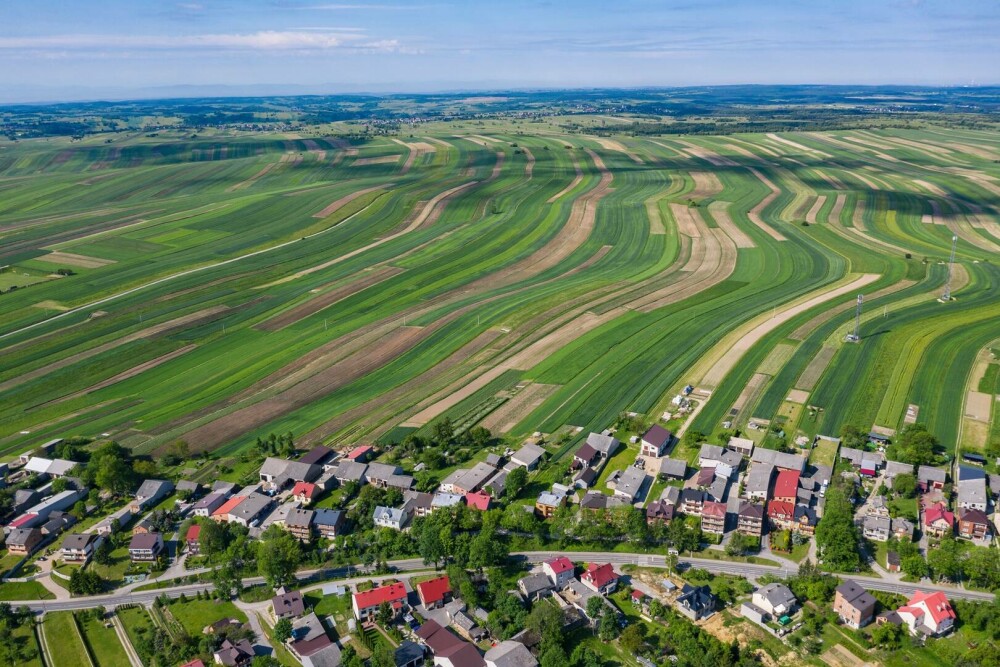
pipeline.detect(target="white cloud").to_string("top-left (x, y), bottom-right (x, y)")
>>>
top-left (0, 31), bottom-right (401, 52)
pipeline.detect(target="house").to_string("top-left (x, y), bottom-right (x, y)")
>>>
top-left (299, 445), bottom-right (335, 468)
top-left (744, 464), bottom-right (774, 502)
top-left (259, 457), bottom-right (320, 491)
top-left (396, 641), bottom-right (427, 667)
top-left (727, 436), bottom-right (755, 457)
top-left (417, 575), bottom-right (452, 608)
top-left (958, 508), bottom-right (990, 540)
top-left (772, 469), bottom-right (800, 504)
top-left (957, 473), bottom-right (988, 511)
top-left (272, 588), bottom-right (305, 619)
top-left (695, 467), bottom-right (716, 488)
top-left (214, 638), bottom-right (254, 667)
top-left (333, 460), bottom-right (368, 485)
top-left (447, 463), bottom-right (497, 495)
top-left (707, 476), bottom-right (728, 503)
top-left (676, 584), bottom-right (715, 620)
top-left (752, 583), bottom-right (797, 617)
top-left (485, 640), bottom-right (538, 667)
top-left (887, 551), bottom-right (901, 573)
top-left (416, 619), bottom-right (485, 667)
top-left (292, 482), bottom-right (319, 505)
top-left (679, 489), bottom-right (706, 516)
top-left (403, 491), bottom-right (435, 518)
top-left (866, 495), bottom-right (890, 518)
top-left (433, 492), bottom-right (465, 510)
top-left (923, 503), bottom-right (955, 538)
top-left (892, 517), bottom-right (915, 541)
top-left (658, 457), bottom-right (687, 480)
top-left (863, 515), bottom-right (891, 542)
top-left (580, 491), bottom-right (628, 513)
top-left (130, 479), bottom-right (174, 513)
top-left (180, 660), bottom-right (206, 667)
top-left (542, 556), bottom-right (576, 587)
top-left (352, 582), bottom-right (408, 621)
top-left (311, 509), bottom-right (344, 539)
top-left (917, 466), bottom-right (947, 492)
top-left (534, 489), bottom-right (566, 518)
top-left (767, 501), bottom-right (795, 530)
top-left (640, 425), bottom-right (672, 458)
top-left (737, 501), bottom-right (765, 537)
top-left (586, 432), bottom-right (620, 459)
top-left (193, 492), bottom-right (228, 517)
top-left (612, 467), bottom-right (648, 502)
top-left (833, 580), bottom-right (877, 629)
top-left (511, 443), bottom-right (546, 471)
top-left (59, 533), bottom-right (100, 563)
top-left (128, 532), bottom-right (163, 561)
top-left (5, 528), bottom-right (42, 556)
top-left (895, 591), bottom-right (955, 637)
top-left (884, 461), bottom-right (913, 485)
top-left (226, 492), bottom-right (273, 527)
top-left (346, 445), bottom-right (375, 463)
top-left (465, 492), bottom-right (491, 511)
top-left (793, 505), bottom-right (818, 534)
top-left (41, 511), bottom-right (76, 536)
top-left (203, 618), bottom-right (243, 635)
top-left (750, 448), bottom-right (806, 472)
top-left (186, 524), bottom-right (201, 555)
top-left (288, 612), bottom-right (341, 667)
top-left (285, 508), bottom-right (315, 542)
top-left (701, 501), bottom-right (727, 535)
top-left (132, 518), bottom-right (154, 536)
top-left (581, 563), bottom-right (619, 595)
top-left (698, 444), bottom-right (743, 472)
top-left (517, 573), bottom-right (554, 601)
top-left (210, 496), bottom-right (245, 523)
top-left (367, 462), bottom-right (415, 491)
top-left (374, 505), bottom-right (410, 531)
top-left (574, 443), bottom-right (599, 468)
top-left (646, 500), bottom-right (675, 525)
top-left (23, 457), bottom-right (78, 478)
top-left (572, 467), bottom-right (598, 489)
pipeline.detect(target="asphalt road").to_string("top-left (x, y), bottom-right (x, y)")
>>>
top-left (11, 551), bottom-right (993, 612)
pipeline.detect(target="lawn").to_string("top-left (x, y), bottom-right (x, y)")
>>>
top-left (256, 612), bottom-right (302, 667)
top-left (166, 598), bottom-right (247, 636)
top-left (88, 545), bottom-right (133, 584)
top-left (889, 496), bottom-right (919, 520)
top-left (77, 612), bottom-right (131, 667)
top-left (0, 551), bottom-right (25, 574)
top-left (0, 580), bottom-right (55, 601)
top-left (43, 611), bottom-right (90, 667)
top-left (593, 443), bottom-right (640, 493)
top-left (807, 435), bottom-right (839, 468)
top-left (117, 605), bottom-right (157, 663)
top-left (11, 621), bottom-right (44, 667)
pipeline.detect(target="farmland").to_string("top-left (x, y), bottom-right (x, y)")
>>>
top-left (1, 105), bottom-right (999, 463)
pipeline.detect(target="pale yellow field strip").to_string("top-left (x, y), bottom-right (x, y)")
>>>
top-left (43, 250), bottom-right (115, 268)
top-left (786, 389), bottom-right (810, 404)
top-left (646, 198), bottom-right (666, 235)
top-left (827, 193), bottom-right (847, 224)
top-left (592, 137), bottom-right (644, 164)
top-left (521, 147), bottom-right (535, 179)
top-left (707, 201), bottom-right (755, 248)
top-left (690, 171), bottom-right (723, 199)
top-left (647, 139), bottom-right (685, 157)
top-left (676, 139), bottom-right (740, 167)
top-left (805, 195), bottom-right (828, 224)
top-left (813, 169), bottom-right (846, 190)
top-left (911, 179), bottom-right (947, 197)
top-left (765, 133), bottom-right (831, 158)
top-left (745, 167), bottom-right (788, 241)
top-left (669, 203), bottom-right (702, 238)
top-left (725, 136), bottom-right (781, 158)
top-left (547, 157), bottom-right (583, 203)
top-left (352, 155), bottom-right (401, 166)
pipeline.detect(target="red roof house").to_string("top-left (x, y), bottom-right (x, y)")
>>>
top-left (180, 660), bottom-right (207, 667)
top-left (211, 496), bottom-right (246, 522)
top-left (352, 582), bottom-right (408, 621)
top-left (923, 503), bottom-right (955, 538)
top-left (346, 445), bottom-right (374, 462)
top-left (292, 481), bottom-right (319, 504)
top-left (542, 556), bottom-right (575, 587)
top-left (896, 591), bottom-right (955, 636)
top-left (186, 524), bottom-right (201, 554)
top-left (772, 470), bottom-right (800, 503)
top-left (416, 575), bottom-right (452, 608)
top-left (465, 492), bottom-right (491, 511)
top-left (581, 563), bottom-right (619, 594)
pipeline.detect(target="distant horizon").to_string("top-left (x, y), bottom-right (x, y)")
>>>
top-left (2, 1), bottom-right (997, 105)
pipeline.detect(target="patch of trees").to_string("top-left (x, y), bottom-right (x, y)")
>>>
top-left (80, 441), bottom-right (160, 495)
top-left (814, 482), bottom-right (862, 571)
top-left (0, 603), bottom-right (38, 665)
top-left (887, 423), bottom-right (943, 466)
top-left (385, 419), bottom-right (495, 480)
top-left (68, 568), bottom-right (105, 595)
top-left (253, 432), bottom-right (296, 460)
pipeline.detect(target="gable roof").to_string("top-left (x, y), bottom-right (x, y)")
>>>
top-left (186, 524), bottom-right (201, 542)
top-left (959, 507), bottom-right (989, 525)
top-left (211, 495), bottom-right (246, 517)
top-left (292, 481), bottom-right (318, 499)
top-left (299, 445), bottom-right (333, 465)
top-left (836, 580), bottom-right (876, 611)
top-left (642, 425), bottom-right (671, 448)
top-left (917, 465), bottom-right (947, 483)
top-left (272, 589), bottom-right (305, 617)
top-left (658, 457), bottom-right (687, 478)
top-left (772, 470), bottom-right (801, 498)
top-left (905, 591), bottom-right (955, 625)
top-left (465, 492), bottom-right (491, 511)
top-left (512, 443), bottom-right (545, 466)
top-left (924, 504), bottom-right (955, 527)
top-left (312, 508), bottom-right (343, 527)
top-left (582, 563), bottom-right (618, 588)
top-left (354, 582), bottom-right (407, 609)
top-left (417, 575), bottom-right (451, 605)
top-left (575, 443), bottom-right (598, 463)
top-left (545, 556), bottom-right (574, 574)
top-left (586, 432), bottom-right (620, 455)
top-left (702, 500), bottom-right (727, 518)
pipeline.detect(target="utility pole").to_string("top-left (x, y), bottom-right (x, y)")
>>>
top-left (942, 235), bottom-right (958, 301)
top-left (846, 294), bottom-right (863, 342)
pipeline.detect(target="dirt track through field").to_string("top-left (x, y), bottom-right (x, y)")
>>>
top-left (313, 185), bottom-right (387, 218)
top-left (698, 273), bottom-right (880, 388)
top-left (745, 168), bottom-right (788, 241)
top-left (707, 201), bottom-right (754, 248)
top-left (0, 305), bottom-right (230, 393)
top-left (481, 383), bottom-right (561, 433)
top-left (256, 266), bottom-right (405, 331)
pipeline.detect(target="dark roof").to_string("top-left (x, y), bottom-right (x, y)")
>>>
top-left (299, 446), bottom-right (334, 465)
top-left (739, 501), bottom-right (765, 519)
top-left (642, 425), bottom-right (672, 448)
top-left (272, 589), bottom-right (305, 617)
top-left (575, 443), bottom-right (598, 462)
top-left (129, 533), bottom-right (161, 550)
top-left (836, 580), bottom-right (876, 611)
top-left (396, 640), bottom-right (425, 665)
top-left (312, 508), bottom-right (343, 527)
top-left (887, 551), bottom-right (901, 566)
top-left (678, 584), bottom-right (714, 612)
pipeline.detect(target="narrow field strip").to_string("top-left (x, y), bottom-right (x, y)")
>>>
top-left (690, 171), bottom-right (723, 199)
top-left (745, 167), bottom-right (789, 241)
top-left (481, 382), bottom-right (561, 433)
top-left (707, 201), bottom-right (755, 248)
top-left (43, 250), bottom-right (116, 268)
top-left (765, 133), bottom-right (831, 158)
top-left (646, 198), bottom-right (666, 234)
top-left (592, 137), bottom-right (644, 164)
top-left (675, 139), bottom-right (740, 167)
top-left (546, 157), bottom-right (583, 203)
top-left (668, 203), bottom-right (702, 237)
top-left (805, 195), bottom-right (828, 224)
top-left (313, 184), bottom-right (388, 218)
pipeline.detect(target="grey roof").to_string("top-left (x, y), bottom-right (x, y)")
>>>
top-left (512, 443), bottom-right (546, 467)
top-left (958, 478), bottom-right (987, 506)
top-left (286, 508), bottom-right (315, 529)
top-left (129, 532), bottom-right (162, 550)
top-left (212, 481), bottom-right (238, 494)
top-left (451, 462), bottom-right (497, 492)
top-left (387, 474), bottom-right (415, 490)
top-left (679, 488), bottom-right (706, 505)
top-left (738, 501), bottom-right (764, 519)
top-left (745, 464), bottom-right (774, 496)
top-left (958, 465), bottom-right (986, 482)
top-left (61, 533), bottom-right (97, 550)
top-left (707, 477), bottom-right (728, 502)
top-left (192, 492), bottom-right (227, 512)
top-left (312, 508), bottom-right (343, 527)
top-left (658, 458), bottom-right (687, 478)
top-left (884, 461), bottom-right (913, 477)
top-left (176, 480), bottom-right (200, 492)
top-left (396, 641), bottom-right (425, 666)
top-left (303, 643), bottom-right (341, 667)
top-left (835, 580), bottom-right (876, 612)
top-left (661, 486), bottom-right (681, 505)
top-left (678, 584), bottom-right (714, 613)
top-left (433, 492), bottom-right (464, 508)
top-left (366, 462), bottom-right (403, 480)
top-left (135, 479), bottom-right (172, 501)
top-left (260, 457), bottom-right (320, 485)
top-left (229, 492), bottom-right (271, 522)
top-left (864, 516), bottom-right (891, 532)
top-left (518, 572), bottom-right (553, 595)
top-left (917, 465), bottom-right (947, 483)
top-left (374, 506), bottom-right (406, 524)
top-left (614, 467), bottom-right (648, 501)
top-left (750, 448), bottom-right (806, 471)
top-left (485, 640), bottom-right (538, 667)
top-left (6, 528), bottom-right (39, 546)
top-left (891, 517), bottom-right (914, 534)
top-left (840, 447), bottom-right (865, 466)
top-left (586, 432), bottom-right (620, 456)
top-left (333, 460), bottom-right (368, 482)
top-left (758, 583), bottom-right (796, 609)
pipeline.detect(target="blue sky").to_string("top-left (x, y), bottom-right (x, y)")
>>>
top-left (1, 1), bottom-right (997, 101)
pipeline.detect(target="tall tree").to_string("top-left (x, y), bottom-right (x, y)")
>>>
top-left (257, 526), bottom-right (302, 588)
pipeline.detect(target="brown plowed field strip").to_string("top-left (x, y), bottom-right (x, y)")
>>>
top-left (313, 185), bottom-right (387, 218)
top-left (352, 155), bottom-right (400, 166)
top-left (676, 140), bottom-right (740, 167)
top-left (521, 147), bottom-right (535, 179)
top-left (745, 168), bottom-right (788, 241)
top-left (828, 193), bottom-right (847, 224)
top-left (226, 162), bottom-right (279, 192)
top-left (0, 305), bottom-right (230, 394)
top-left (256, 266), bottom-right (404, 331)
top-left (43, 251), bottom-right (116, 268)
top-left (593, 138), bottom-right (643, 164)
top-left (805, 195), bottom-right (827, 224)
top-left (481, 383), bottom-right (561, 433)
top-left (797, 346), bottom-right (837, 391)
top-left (691, 172), bottom-right (723, 199)
top-left (669, 203), bottom-right (702, 237)
top-left (707, 201), bottom-right (754, 248)
top-left (765, 133), bottom-right (831, 158)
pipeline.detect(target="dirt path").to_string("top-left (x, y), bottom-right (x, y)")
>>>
top-left (111, 614), bottom-right (144, 667)
top-left (480, 382), bottom-right (561, 433)
top-left (697, 273), bottom-right (881, 388)
top-left (313, 184), bottom-right (387, 218)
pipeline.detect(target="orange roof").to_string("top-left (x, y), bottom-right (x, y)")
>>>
top-left (347, 445), bottom-right (373, 460)
top-left (416, 575), bottom-right (451, 604)
top-left (702, 501), bottom-right (727, 518)
top-left (211, 496), bottom-right (245, 517)
top-left (292, 481), bottom-right (318, 499)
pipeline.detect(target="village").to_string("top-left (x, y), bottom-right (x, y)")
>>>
top-left (0, 406), bottom-right (998, 667)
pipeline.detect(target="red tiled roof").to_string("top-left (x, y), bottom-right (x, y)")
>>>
top-left (582, 563), bottom-right (618, 589)
top-left (631, 589), bottom-right (645, 600)
top-left (417, 575), bottom-right (451, 605)
top-left (702, 501), bottom-right (727, 518)
top-left (545, 556), bottom-right (574, 574)
top-left (9, 513), bottom-right (37, 528)
top-left (772, 470), bottom-right (800, 499)
top-left (353, 582), bottom-right (407, 610)
top-left (907, 591), bottom-right (955, 625)
top-left (767, 501), bottom-right (795, 519)
top-left (924, 504), bottom-right (954, 527)
top-left (465, 492), bottom-right (491, 511)
top-left (347, 445), bottom-right (373, 460)
top-left (211, 496), bottom-right (246, 517)
top-left (292, 481), bottom-right (318, 499)
top-left (186, 524), bottom-right (201, 542)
